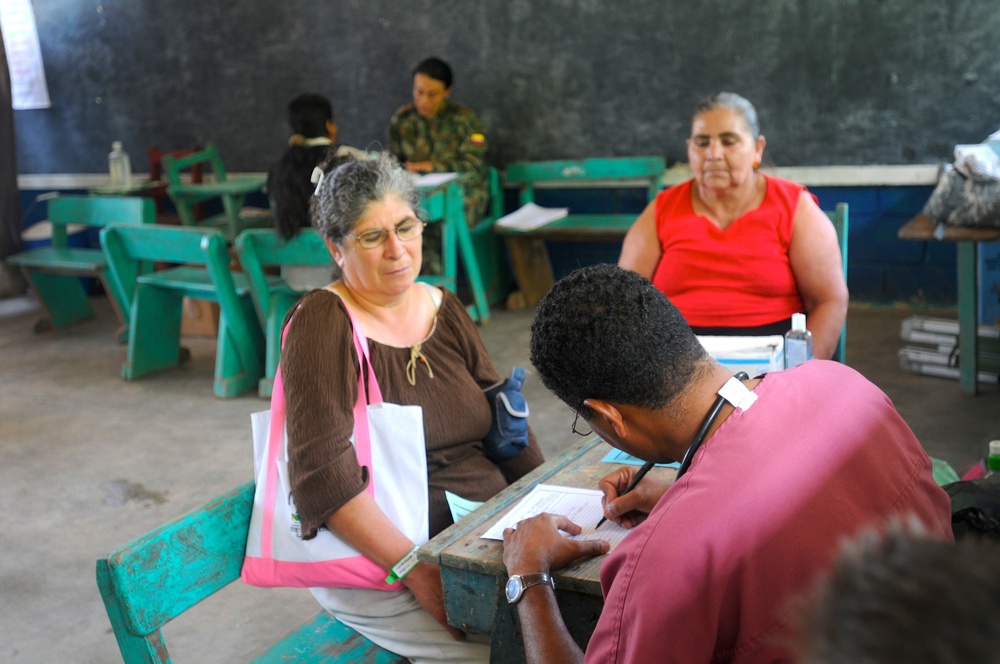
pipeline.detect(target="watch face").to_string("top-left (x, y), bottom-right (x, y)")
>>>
top-left (505, 576), bottom-right (521, 602)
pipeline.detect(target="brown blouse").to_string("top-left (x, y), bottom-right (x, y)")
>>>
top-left (281, 287), bottom-right (544, 539)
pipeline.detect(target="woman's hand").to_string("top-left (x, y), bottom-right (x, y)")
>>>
top-left (402, 562), bottom-right (467, 641)
top-left (598, 466), bottom-right (672, 529)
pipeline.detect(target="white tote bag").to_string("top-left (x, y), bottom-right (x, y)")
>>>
top-left (242, 305), bottom-right (429, 590)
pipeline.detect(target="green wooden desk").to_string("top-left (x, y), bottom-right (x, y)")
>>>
top-left (169, 176), bottom-right (269, 241)
top-left (899, 214), bottom-right (1000, 395)
top-left (418, 436), bottom-right (676, 664)
top-left (90, 180), bottom-right (166, 197)
top-left (416, 176), bottom-right (490, 323)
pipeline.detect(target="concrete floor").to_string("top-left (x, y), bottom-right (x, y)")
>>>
top-left (1, 293), bottom-right (997, 663)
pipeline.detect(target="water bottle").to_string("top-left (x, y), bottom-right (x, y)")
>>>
top-left (108, 141), bottom-right (132, 188)
top-left (985, 440), bottom-right (1000, 479)
top-left (783, 312), bottom-right (813, 369)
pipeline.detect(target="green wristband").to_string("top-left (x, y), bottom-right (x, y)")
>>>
top-left (385, 545), bottom-right (420, 584)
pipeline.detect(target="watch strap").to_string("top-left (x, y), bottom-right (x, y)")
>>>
top-left (508, 572), bottom-right (555, 603)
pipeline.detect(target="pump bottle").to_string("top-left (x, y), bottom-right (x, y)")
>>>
top-left (783, 313), bottom-right (813, 369)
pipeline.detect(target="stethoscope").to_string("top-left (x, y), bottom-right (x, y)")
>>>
top-left (674, 371), bottom-right (754, 480)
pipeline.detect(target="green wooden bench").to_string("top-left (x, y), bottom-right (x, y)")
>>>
top-left (497, 156), bottom-right (666, 306)
top-left (162, 143), bottom-right (271, 242)
top-left (100, 224), bottom-right (264, 398)
top-left (468, 167), bottom-right (513, 307)
top-left (96, 482), bottom-right (406, 664)
top-left (6, 195), bottom-right (155, 339)
top-left (414, 176), bottom-right (491, 323)
top-left (827, 203), bottom-right (849, 363)
top-left (235, 228), bottom-right (332, 398)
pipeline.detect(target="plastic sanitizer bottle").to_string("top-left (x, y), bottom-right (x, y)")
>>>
top-left (985, 440), bottom-right (1000, 479)
top-left (783, 312), bottom-right (813, 369)
top-left (108, 141), bottom-right (132, 188)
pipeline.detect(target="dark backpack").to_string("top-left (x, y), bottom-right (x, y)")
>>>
top-left (946, 477), bottom-right (1000, 541)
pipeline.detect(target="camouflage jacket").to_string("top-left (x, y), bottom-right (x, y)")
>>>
top-left (388, 99), bottom-right (489, 224)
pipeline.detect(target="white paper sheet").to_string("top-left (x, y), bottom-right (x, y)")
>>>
top-left (412, 172), bottom-right (459, 187)
top-left (0, 0), bottom-right (51, 109)
top-left (495, 202), bottom-right (569, 231)
top-left (481, 484), bottom-right (629, 549)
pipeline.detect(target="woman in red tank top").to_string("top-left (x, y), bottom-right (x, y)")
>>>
top-left (619, 92), bottom-right (848, 360)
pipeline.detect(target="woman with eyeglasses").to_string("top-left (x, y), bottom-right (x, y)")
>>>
top-left (279, 153), bottom-right (543, 663)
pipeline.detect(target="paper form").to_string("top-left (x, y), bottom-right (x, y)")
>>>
top-left (445, 491), bottom-right (484, 524)
top-left (412, 172), bottom-right (459, 187)
top-left (495, 202), bottom-right (569, 231)
top-left (601, 448), bottom-right (679, 468)
top-left (481, 484), bottom-right (629, 549)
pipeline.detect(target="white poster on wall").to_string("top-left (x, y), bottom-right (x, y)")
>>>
top-left (0, 0), bottom-right (51, 110)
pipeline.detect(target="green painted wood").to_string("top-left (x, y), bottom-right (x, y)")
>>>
top-left (235, 228), bottom-right (332, 397)
top-left (825, 203), bottom-right (849, 364)
top-left (415, 180), bottom-right (490, 323)
top-left (7, 246), bottom-right (106, 270)
top-left (98, 484), bottom-right (252, 648)
top-left (252, 612), bottom-right (406, 664)
top-left (162, 142), bottom-right (270, 242)
top-left (494, 213), bottom-right (635, 239)
top-left (497, 157), bottom-right (665, 307)
top-left (96, 482), bottom-right (406, 664)
top-left (22, 269), bottom-right (94, 327)
top-left (505, 156), bottom-right (666, 185)
top-left (7, 196), bottom-right (154, 332)
top-left (957, 241), bottom-right (978, 394)
top-left (101, 224), bottom-right (264, 397)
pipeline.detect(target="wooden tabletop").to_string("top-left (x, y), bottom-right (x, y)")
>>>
top-left (899, 214), bottom-right (1000, 242)
top-left (419, 437), bottom-right (676, 660)
top-left (170, 176), bottom-right (266, 196)
top-left (420, 435), bottom-right (677, 596)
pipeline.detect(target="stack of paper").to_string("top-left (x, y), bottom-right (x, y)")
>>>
top-left (898, 316), bottom-right (1000, 384)
top-left (495, 202), bottom-right (569, 231)
top-left (697, 335), bottom-right (784, 376)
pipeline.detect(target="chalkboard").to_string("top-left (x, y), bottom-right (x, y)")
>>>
top-left (13, 0), bottom-right (1000, 174)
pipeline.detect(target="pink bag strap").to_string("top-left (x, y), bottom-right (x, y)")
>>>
top-left (260, 289), bottom-right (381, 558)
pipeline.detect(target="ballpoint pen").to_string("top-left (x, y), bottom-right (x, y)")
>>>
top-left (595, 460), bottom-right (655, 530)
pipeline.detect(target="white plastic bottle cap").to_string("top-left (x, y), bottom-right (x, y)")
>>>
top-left (112, 141), bottom-right (122, 150)
top-left (791, 312), bottom-right (806, 332)
top-left (989, 440), bottom-right (1000, 457)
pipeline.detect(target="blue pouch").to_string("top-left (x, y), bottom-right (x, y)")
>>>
top-left (482, 367), bottom-right (530, 462)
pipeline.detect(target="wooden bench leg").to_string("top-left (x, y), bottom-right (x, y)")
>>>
top-left (504, 237), bottom-right (555, 308)
top-left (124, 286), bottom-right (184, 380)
top-left (24, 270), bottom-right (95, 329)
top-left (213, 297), bottom-right (264, 398)
top-left (447, 185), bottom-right (490, 324)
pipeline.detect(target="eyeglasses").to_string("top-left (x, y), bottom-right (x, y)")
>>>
top-left (571, 408), bottom-right (592, 436)
top-left (346, 219), bottom-right (424, 250)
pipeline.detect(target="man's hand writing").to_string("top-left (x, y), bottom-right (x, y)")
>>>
top-left (598, 467), bottom-right (673, 529)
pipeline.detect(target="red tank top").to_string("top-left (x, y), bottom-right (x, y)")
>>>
top-left (651, 175), bottom-right (809, 328)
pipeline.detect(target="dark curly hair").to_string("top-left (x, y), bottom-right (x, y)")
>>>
top-left (530, 264), bottom-right (710, 417)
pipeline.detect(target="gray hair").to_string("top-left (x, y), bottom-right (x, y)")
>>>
top-left (693, 92), bottom-right (761, 140)
top-left (311, 152), bottom-right (421, 243)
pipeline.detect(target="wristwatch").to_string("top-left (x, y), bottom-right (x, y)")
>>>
top-left (505, 572), bottom-right (555, 604)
